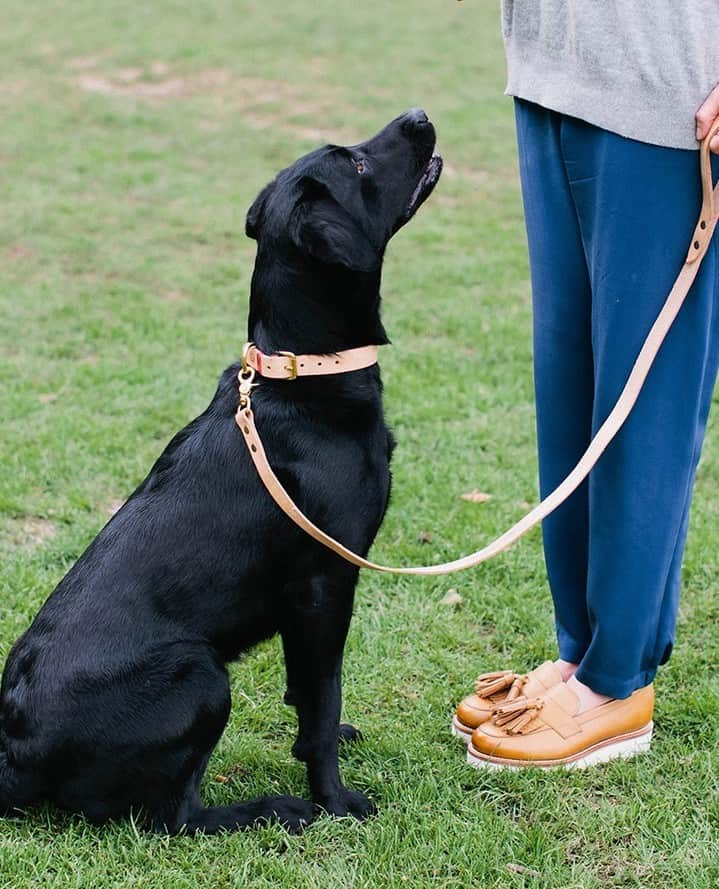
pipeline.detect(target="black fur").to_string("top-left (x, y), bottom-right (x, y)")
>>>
top-left (0, 109), bottom-right (441, 834)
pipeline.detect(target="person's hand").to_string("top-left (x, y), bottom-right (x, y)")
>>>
top-left (696, 84), bottom-right (719, 152)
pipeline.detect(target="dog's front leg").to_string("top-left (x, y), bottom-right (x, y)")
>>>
top-left (280, 573), bottom-right (375, 821)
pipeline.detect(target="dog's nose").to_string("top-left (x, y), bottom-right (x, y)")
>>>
top-left (401, 108), bottom-right (431, 133)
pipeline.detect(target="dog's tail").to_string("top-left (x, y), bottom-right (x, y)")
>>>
top-left (0, 741), bottom-right (39, 816)
top-left (0, 746), bottom-right (16, 814)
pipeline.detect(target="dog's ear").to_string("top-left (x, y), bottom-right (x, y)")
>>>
top-left (246, 182), bottom-right (275, 240)
top-left (290, 180), bottom-right (380, 272)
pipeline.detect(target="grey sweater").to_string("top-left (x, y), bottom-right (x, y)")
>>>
top-left (501, 1), bottom-right (719, 150)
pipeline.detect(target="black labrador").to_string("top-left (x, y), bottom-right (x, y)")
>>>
top-left (0, 109), bottom-right (442, 834)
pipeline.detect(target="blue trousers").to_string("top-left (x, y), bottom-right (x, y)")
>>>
top-left (515, 99), bottom-right (719, 698)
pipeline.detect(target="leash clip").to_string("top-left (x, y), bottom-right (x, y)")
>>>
top-left (238, 366), bottom-right (256, 410)
top-left (239, 341), bottom-right (257, 409)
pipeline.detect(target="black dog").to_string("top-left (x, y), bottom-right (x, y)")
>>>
top-left (0, 109), bottom-right (442, 834)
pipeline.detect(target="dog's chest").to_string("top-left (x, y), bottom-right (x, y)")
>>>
top-left (308, 422), bottom-right (390, 514)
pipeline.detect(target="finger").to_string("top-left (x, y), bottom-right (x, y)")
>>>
top-left (695, 83), bottom-right (719, 140)
top-left (712, 134), bottom-right (719, 155)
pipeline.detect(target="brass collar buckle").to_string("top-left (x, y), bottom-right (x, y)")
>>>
top-left (242, 341), bottom-right (298, 381)
top-left (276, 350), bottom-right (298, 380)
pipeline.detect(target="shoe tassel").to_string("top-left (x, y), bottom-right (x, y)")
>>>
top-left (475, 670), bottom-right (527, 700)
top-left (492, 697), bottom-right (544, 735)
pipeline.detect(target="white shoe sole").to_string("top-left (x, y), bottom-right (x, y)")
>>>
top-left (466, 723), bottom-right (653, 770)
top-left (451, 716), bottom-right (473, 745)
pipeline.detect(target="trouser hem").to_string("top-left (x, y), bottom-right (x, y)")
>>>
top-left (556, 628), bottom-right (589, 665)
top-left (556, 641), bottom-right (587, 665)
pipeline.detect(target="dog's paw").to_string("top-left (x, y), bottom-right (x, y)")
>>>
top-left (315, 788), bottom-right (377, 821)
top-left (267, 795), bottom-right (316, 833)
top-left (338, 723), bottom-right (363, 745)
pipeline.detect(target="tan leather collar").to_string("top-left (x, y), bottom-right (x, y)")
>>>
top-left (243, 342), bottom-right (378, 380)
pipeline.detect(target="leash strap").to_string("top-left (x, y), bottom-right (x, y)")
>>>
top-left (235, 121), bottom-right (719, 576)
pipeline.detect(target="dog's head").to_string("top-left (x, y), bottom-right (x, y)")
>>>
top-left (246, 109), bottom-right (442, 273)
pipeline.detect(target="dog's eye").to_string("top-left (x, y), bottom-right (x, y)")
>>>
top-left (354, 159), bottom-right (366, 174)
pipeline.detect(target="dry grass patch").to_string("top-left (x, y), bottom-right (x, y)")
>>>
top-left (4, 244), bottom-right (35, 262)
top-left (1, 516), bottom-right (56, 550)
top-left (71, 59), bottom-right (357, 142)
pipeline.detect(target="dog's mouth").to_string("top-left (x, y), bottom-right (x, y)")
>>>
top-left (403, 154), bottom-right (443, 221)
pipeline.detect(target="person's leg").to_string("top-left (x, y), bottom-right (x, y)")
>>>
top-left (514, 99), bottom-right (594, 665)
top-left (558, 118), bottom-right (719, 700)
top-left (646, 344), bottom-right (719, 674)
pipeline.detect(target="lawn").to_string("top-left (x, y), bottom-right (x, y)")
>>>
top-left (0, 1), bottom-right (717, 887)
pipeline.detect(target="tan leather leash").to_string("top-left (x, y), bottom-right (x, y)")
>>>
top-left (235, 120), bottom-right (719, 576)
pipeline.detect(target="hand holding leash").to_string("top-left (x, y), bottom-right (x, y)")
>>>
top-left (696, 84), bottom-right (719, 154)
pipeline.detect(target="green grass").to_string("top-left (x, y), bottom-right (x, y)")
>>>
top-left (1, 1), bottom-right (718, 886)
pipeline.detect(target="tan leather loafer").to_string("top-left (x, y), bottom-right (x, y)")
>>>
top-left (466, 683), bottom-right (654, 769)
top-left (451, 660), bottom-right (563, 744)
